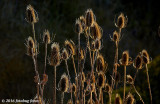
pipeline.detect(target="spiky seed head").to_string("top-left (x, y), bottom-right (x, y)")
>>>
top-left (115, 72), bottom-right (121, 83)
top-left (115, 93), bottom-right (122, 104)
top-left (64, 40), bottom-right (75, 56)
top-left (104, 83), bottom-right (111, 93)
top-left (126, 93), bottom-right (135, 104)
top-left (59, 73), bottom-right (69, 92)
top-left (67, 99), bottom-right (73, 104)
top-left (127, 75), bottom-right (133, 84)
top-left (95, 39), bottom-right (101, 50)
top-left (28, 36), bottom-right (35, 48)
top-left (43, 30), bottom-right (51, 44)
top-left (61, 48), bottom-right (69, 60)
top-left (97, 71), bottom-right (105, 88)
top-left (90, 22), bottom-right (102, 40)
top-left (80, 16), bottom-right (86, 31)
top-left (116, 13), bottom-right (127, 29)
top-left (113, 31), bottom-right (119, 42)
top-left (120, 51), bottom-right (129, 66)
top-left (133, 55), bottom-right (143, 69)
top-left (75, 19), bottom-right (83, 34)
top-left (141, 49), bottom-right (150, 64)
top-left (96, 54), bottom-right (105, 72)
top-left (26, 5), bottom-right (38, 23)
top-left (85, 9), bottom-right (95, 27)
top-left (50, 43), bottom-right (60, 66)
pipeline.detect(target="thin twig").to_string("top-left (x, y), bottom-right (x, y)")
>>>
top-left (123, 65), bottom-right (126, 104)
top-left (53, 66), bottom-right (56, 104)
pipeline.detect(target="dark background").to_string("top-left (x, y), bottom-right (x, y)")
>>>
top-left (0, 0), bottom-right (160, 104)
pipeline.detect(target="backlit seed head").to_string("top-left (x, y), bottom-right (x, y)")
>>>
top-left (67, 99), bottom-right (73, 104)
top-left (43, 30), bottom-right (51, 44)
top-left (59, 73), bottom-right (69, 92)
top-left (127, 75), bottom-right (133, 84)
top-left (27, 36), bottom-right (36, 56)
top-left (113, 31), bottom-right (119, 42)
top-left (85, 9), bottom-right (95, 27)
top-left (28, 36), bottom-right (35, 48)
top-left (119, 51), bottom-right (129, 66)
top-left (115, 13), bottom-right (128, 29)
top-left (80, 16), bottom-right (86, 31)
top-left (90, 22), bottom-right (102, 40)
top-left (96, 54), bottom-right (105, 72)
top-left (75, 19), bottom-right (83, 34)
top-left (95, 39), bottom-right (101, 50)
top-left (65, 40), bottom-right (76, 56)
top-left (104, 83), bottom-right (111, 93)
top-left (90, 83), bottom-right (95, 92)
top-left (26, 5), bottom-right (38, 23)
top-left (61, 48), bottom-right (69, 60)
top-left (115, 93), bottom-right (122, 104)
top-left (141, 49), bottom-right (150, 64)
top-left (133, 55), bottom-right (143, 69)
top-left (126, 93), bottom-right (135, 104)
top-left (97, 71), bottom-right (105, 88)
top-left (50, 43), bottom-right (60, 66)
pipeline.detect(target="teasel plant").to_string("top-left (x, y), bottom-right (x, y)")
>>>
top-left (141, 49), bottom-right (152, 104)
top-left (119, 51), bottom-right (132, 103)
top-left (49, 43), bottom-right (61, 104)
top-left (58, 73), bottom-right (69, 104)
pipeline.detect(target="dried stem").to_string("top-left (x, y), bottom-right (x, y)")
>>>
top-left (53, 66), bottom-right (56, 104)
top-left (71, 55), bottom-right (77, 77)
top-left (123, 65), bottom-right (126, 104)
top-left (132, 84), bottom-right (145, 104)
top-left (61, 92), bottom-right (64, 104)
top-left (32, 23), bottom-right (36, 42)
top-left (145, 64), bottom-right (152, 104)
top-left (109, 92), bottom-right (111, 104)
top-left (90, 92), bottom-right (92, 104)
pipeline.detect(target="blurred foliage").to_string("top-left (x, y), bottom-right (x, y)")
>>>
top-left (0, 0), bottom-right (160, 104)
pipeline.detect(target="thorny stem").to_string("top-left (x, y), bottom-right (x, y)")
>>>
top-left (53, 66), bottom-right (56, 104)
top-left (123, 65), bottom-right (126, 104)
top-left (145, 64), bottom-right (152, 104)
top-left (61, 92), bottom-right (64, 104)
top-left (132, 84), bottom-right (145, 104)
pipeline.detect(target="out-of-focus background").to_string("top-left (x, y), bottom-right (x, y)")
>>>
top-left (0, 0), bottom-right (160, 104)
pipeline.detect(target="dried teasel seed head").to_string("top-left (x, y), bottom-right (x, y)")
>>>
top-left (115, 93), bottom-right (122, 104)
top-left (75, 19), bottom-right (83, 34)
top-left (141, 49), bottom-right (150, 64)
top-left (79, 16), bottom-right (86, 31)
top-left (133, 55), bottom-right (143, 69)
top-left (85, 9), bottom-right (95, 27)
top-left (96, 54), bottom-right (105, 72)
top-left (126, 93), bottom-right (135, 104)
top-left (27, 36), bottom-right (36, 56)
top-left (59, 73), bottom-right (69, 92)
top-left (50, 43), bottom-right (60, 66)
top-left (113, 31), bottom-right (119, 42)
top-left (116, 13), bottom-right (127, 29)
top-left (67, 99), bottom-right (73, 104)
top-left (95, 39), bottom-right (101, 50)
top-left (97, 71), bottom-right (105, 88)
top-left (127, 75), bottom-right (133, 84)
top-left (64, 40), bottom-right (75, 56)
top-left (28, 36), bottom-right (35, 48)
top-left (61, 48), bottom-right (69, 60)
top-left (104, 83), bottom-right (111, 93)
top-left (119, 51), bottom-right (129, 66)
top-left (90, 22), bottom-right (102, 40)
top-left (26, 5), bottom-right (38, 23)
top-left (43, 30), bottom-right (51, 44)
